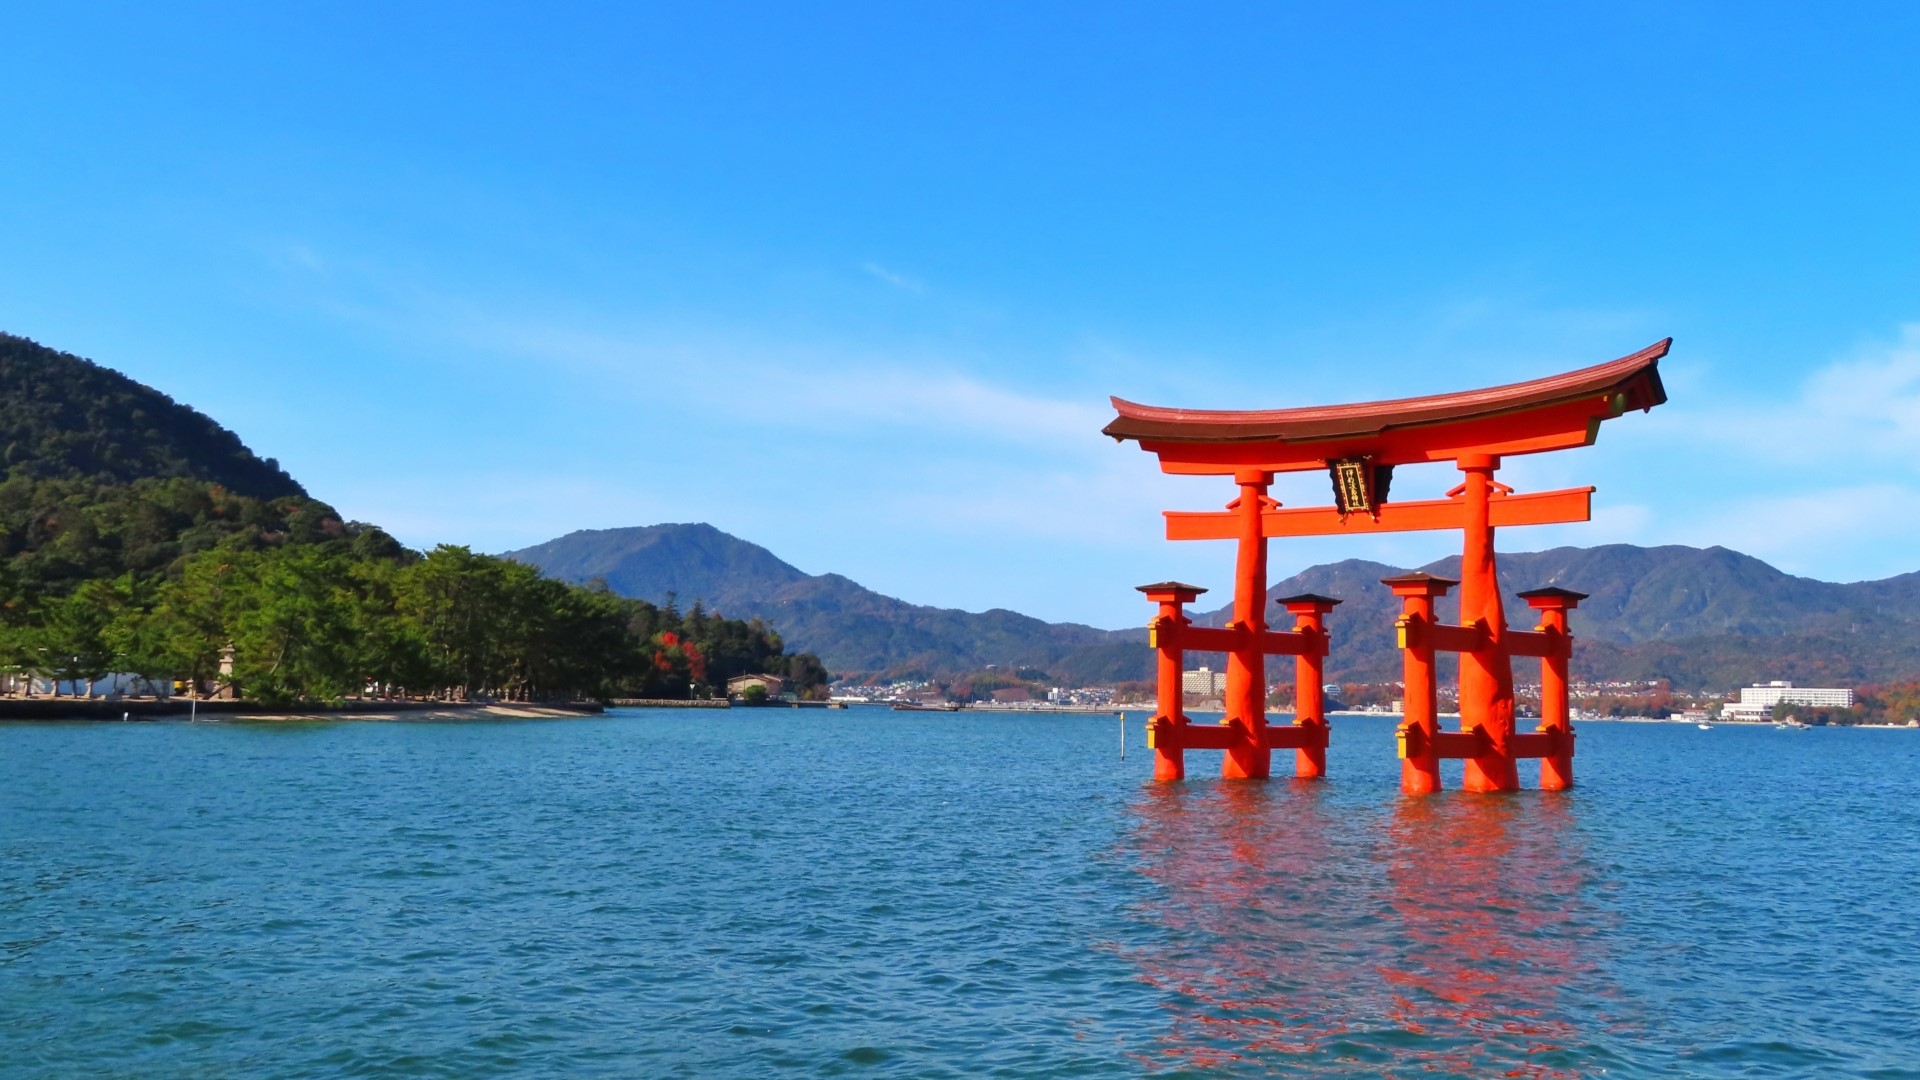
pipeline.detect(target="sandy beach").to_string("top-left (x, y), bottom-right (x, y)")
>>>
top-left (224, 704), bottom-right (605, 723)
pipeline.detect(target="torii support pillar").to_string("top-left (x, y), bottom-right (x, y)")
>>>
top-left (1520, 587), bottom-right (1586, 791)
top-left (1138, 579), bottom-right (1338, 782)
top-left (1277, 593), bottom-right (1340, 779)
top-left (1455, 453), bottom-right (1519, 793)
top-left (1140, 581), bottom-right (1207, 782)
top-left (1223, 469), bottom-right (1275, 779)
top-left (1385, 573), bottom-right (1455, 795)
top-left (1389, 573), bottom-right (1589, 793)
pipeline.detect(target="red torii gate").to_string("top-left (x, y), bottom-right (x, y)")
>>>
top-left (1106, 340), bottom-right (1669, 792)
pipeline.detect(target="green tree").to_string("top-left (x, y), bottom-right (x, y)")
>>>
top-left (223, 545), bottom-right (361, 705)
top-left (148, 547), bottom-right (242, 695)
top-left (396, 545), bottom-right (516, 698)
top-left (102, 573), bottom-right (171, 682)
top-left (38, 580), bottom-right (118, 694)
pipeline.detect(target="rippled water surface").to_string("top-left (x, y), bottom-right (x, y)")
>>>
top-left (5, 710), bottom-right (1920, 1077)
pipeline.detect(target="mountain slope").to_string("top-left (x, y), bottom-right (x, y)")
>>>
top-left (504, 523), bottom-right (810, 606)
top-left (511, 524), bottom-right (1920, 689)
top-left (0, 333), bottom-right (304, 499)
top-left (0, 332), bottom-right (387, 596)
top-left (504, 525), bottom-right (1123, 676)
top-left (1194, 545), bottom-right (1920, 687)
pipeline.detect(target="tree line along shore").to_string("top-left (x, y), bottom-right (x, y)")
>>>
top-left (1, 509), bottom-right (829, 707)
top-left (0, 333), bottom-right (830, 707)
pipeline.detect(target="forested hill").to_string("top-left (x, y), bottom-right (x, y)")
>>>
top-left (505, 525), bottom-right (1131, 679)
top-left (0, 333), bottom-right (830, 704)
top-left (0, 333), bottom-right (303, 499)
top-left (0, 333), bottom-right (362, 599)
top-left (509, 524), bottom-right (813, 602)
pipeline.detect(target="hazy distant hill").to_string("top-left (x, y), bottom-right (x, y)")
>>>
top-left (0, 333), bottom-right (305, 500)
top-left (510, 524), bottom-right (1920, 690)
top-left (1192, 545), bottom-right (1920, 688)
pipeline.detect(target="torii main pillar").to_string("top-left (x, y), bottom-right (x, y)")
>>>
top-left (1455, 452), bottom-right (1517, 792)
top-left (1108, 339), bottom-right (1670, 789)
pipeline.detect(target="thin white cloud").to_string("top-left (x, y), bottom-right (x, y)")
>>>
top-left (266, 267), bottom-right (1173, 570)
top-left (860, 261), bottom-right (925, 294)
top-left (398, 301), bottom-right (1117, 456)
top-left (1650, 324), bottom-right (1920, 468)
top-left (1668, 483), bottom-right (1920, 581)
top-left (1801, 324), bottom-right (1920, 451)
top-left (1586, 324), bottom-right (1920, 581)
top-left (328, 471), bottom-right (681, 554)
top-left (739, 365), bottom-right (1110, 450)
top-left (260, 246), bottom-right (1920, 604)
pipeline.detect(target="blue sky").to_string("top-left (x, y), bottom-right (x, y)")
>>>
top-left (5, 4), bottom-right (1919, 628)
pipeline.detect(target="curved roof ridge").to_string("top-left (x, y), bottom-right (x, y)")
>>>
top-left (1105, 338), bottom-right (1669, 444)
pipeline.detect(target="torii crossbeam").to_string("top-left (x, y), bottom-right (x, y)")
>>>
top-left (1107, 339), bottom-right (1669, 792)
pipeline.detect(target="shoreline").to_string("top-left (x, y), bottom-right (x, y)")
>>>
top-left (225, 704), bottom-right (605, 723)
top-left (0, 699), bottom-right (604, 723)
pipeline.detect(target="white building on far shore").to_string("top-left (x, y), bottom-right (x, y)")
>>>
top-left (1182, 667), bottom-right (1225, 696)
top-left (1721, 680), bottom-right (1852, 722)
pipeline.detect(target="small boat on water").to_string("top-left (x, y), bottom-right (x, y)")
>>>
top-left (891, 702), bottom-right (961, 712)
top-left (1697, 721), bottom-right (1713, 730)
top-left (1777, 719), bottom-right (1810, 730)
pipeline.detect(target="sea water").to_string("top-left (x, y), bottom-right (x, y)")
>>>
top-left (3, 710), bottom-right (1918, 1078)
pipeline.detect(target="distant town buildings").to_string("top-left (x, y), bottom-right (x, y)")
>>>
top-left (1720, 680), bottom-right (1853, 722)
top-left (817, 673), bottom-right (1877, 724)
top-left (827, 679), bottom-right (1121, 708)
top-left (1047, 686), bottom-right (1117, 707)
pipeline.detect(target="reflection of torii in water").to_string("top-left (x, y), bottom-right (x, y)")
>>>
top-left (1120, 785), bottom-right (1611, 1076)
top-left (1106, 340), bottom-right (1669, 791)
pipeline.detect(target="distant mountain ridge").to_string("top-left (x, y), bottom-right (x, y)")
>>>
top-left (508, 524), bottom-right (1920, 689)
top-left (1206, 546), bottom-right (1920, 689)
top-left (507, 524), bottom-right (812, 604)
top-left (505, 524), bottom-right (1132, 679)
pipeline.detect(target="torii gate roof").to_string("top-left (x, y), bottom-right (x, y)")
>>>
top-left (1105, 339), bottom-right (1669, 474)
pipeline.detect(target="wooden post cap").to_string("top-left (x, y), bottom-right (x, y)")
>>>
top-left (1136, 581), bottom-right (1207, 603)
top-left (1275, 592), bottom-right (1343, 614)
top-left (1380, 572), bottom-right (1458, 598)
top-left (1518, 586), bottom-right (1588, 610)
